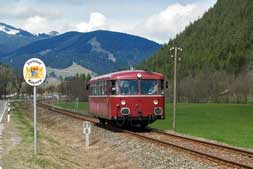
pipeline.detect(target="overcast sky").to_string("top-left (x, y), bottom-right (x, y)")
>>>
top-left (0, 0), bottom-right (216, 43)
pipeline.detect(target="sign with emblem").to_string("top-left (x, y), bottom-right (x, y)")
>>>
top-left (23, 58), bottom-right (46, 155)
top-left (23, 58), bottom-right (46, 87)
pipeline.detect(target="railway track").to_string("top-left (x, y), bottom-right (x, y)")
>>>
top-left (38, 102), bottom-right (253, 168)
top-left (132, 130), bottom-right (253, 168)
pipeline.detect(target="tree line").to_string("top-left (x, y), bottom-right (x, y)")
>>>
top-left (0, 63), bottom-right (91, 101)
top-left (57, 73), bottom-right (91, 101)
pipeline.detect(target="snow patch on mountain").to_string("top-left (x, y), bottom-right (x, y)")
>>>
top-left (0, 25), bottom-right (20, 35)
top-left (88, 37), bottom-right (116, 63)
top-left (39, 49), bottom-right (52, 55)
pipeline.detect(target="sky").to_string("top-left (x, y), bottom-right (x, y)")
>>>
top-left (0, 0), bottom-right (217, 43)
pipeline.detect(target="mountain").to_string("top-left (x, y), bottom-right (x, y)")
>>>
top-left (47, 63), bottom-right (95, 79)
top-left (0, 22), bottom-right (34, 37)
top-left (48, 31), bottom-right (59, 37)
top-left (0, 23), bottom-right (59, 56)
top-left (2, 30), bottom-right (161, 74)
top-left (45, 63), bottom-right (94, 87)
top-left (0, 23), bottom-right (37, 55)
top-left (37, 31), bottom-right (60, 38)
top-left (0, 23), bottom-right (42, 56)
top-left (140, 0), bottom-right (253, 78)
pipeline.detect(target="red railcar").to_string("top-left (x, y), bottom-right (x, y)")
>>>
top-left (87, 70), bottom-right (166, 127)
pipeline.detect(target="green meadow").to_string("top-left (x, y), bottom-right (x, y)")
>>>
top-left (54, 101), bottom-right (88, 112)
top-left (55, 101), bottom-right (253, 148)
top-left (151, 103), bottom-right (253, 148)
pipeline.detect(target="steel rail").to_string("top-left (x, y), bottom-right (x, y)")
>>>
top-left (148, 127), bottom-right (253, 157)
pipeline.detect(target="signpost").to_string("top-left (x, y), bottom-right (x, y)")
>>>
top-left (23, 58), bottom-right (46, 155)
top-left (83, 121), bottom-right (91, 148)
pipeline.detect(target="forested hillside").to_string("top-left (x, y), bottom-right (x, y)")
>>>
top-left (140, 0), bottom-right (253, 103)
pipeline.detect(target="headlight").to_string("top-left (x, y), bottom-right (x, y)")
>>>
top-left (121, 100), bottom-right (126, 106)
top-left (137, 73), bottom-right (142, 78)
top-left (154, 107), bottom-right (163, 115)
top-left (121, 107), bottom-right (130, 115)
top-left (153, 100), bottom-right (158, 105)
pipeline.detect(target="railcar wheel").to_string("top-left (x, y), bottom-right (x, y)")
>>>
top-left (114, 117), bottom-right (126, 127)
top-left (140, 122), bottom-right (148, 129)
top-left (99, 118), bottom-right (106, 125)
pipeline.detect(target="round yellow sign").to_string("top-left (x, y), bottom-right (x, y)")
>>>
top-left (23, 58), bottom-right (46, 86)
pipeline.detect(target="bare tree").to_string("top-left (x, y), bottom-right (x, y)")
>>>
top-left (0, 64), bottom-right (12, 98)
top-left (12, 69), bottom-right (24, 98)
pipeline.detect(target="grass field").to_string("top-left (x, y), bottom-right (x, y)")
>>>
top-left (151, 103), bottom-right (253, 149)
top-left (54, 101), bottom-right (253, 149)
top-left (54, 101), bottom-right (88, 112)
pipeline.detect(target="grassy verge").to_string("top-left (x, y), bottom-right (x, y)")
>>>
top-left (2, 102), bottom-right (62, 169)
top-left (2, 101), bottom-right (136, 169)
top-left (55, 101), bottom-right (253, 149)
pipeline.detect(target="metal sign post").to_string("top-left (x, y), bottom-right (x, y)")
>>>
top-left (33, 86), bottom-right (37, 155)
top-left (83, 121), bottom-right (91, 148)
top-left (23, 58), bottom-right (46, 155)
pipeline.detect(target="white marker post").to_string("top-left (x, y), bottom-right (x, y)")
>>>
top-left (83, 121), bottom-right (91, 148)
top-left (23, 58), bottom-right (46, 155)
top-left (7, 107), bottom-right (10, 122)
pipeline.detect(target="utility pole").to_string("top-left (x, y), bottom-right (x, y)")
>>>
top-left (170, 47), bottom-right (182, 131)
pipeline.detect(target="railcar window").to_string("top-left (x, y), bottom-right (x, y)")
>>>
top-left (91, 84), bottom-right (96, 95)
top-left (98, 82), bottom-right (102, 95)
top-left (110, 80), bottom-right (118, 95)
top-left (141, 80), bottom-right (158, 95)
top-left (90, 84), bottom-right (93, 95)
top-left (91, 85), bottom-right (94, 95)
top-left (94, 83), bottom-right (98, 95)
top-left (97, 82), bottom-right (99, 95)
top-left (101, 81), bottom-right (106, 95)
top-left (161, 80), bottom-right (164, 95)
top-left (120, 80), bottom-right (138, 95)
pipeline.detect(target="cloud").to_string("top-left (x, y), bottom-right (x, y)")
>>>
top-left (23, 16), bottom-right (50, 34)
top-left (0, 1), bottom-right (60, 20)
top-left (132, 2), bottom-right (214, 43)
top-left (76, 12), bottom-right (108, 32)
top-left (0, 0), bottom-right (216, 43)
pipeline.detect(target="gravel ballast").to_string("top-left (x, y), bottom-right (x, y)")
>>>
top-left (91, 123), bottom-right (216, 169)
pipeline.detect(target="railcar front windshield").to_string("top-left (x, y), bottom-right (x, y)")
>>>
top-left (119, 79), bottom-right (161, 95)
top-left (120, 80), bottom-right (138, 95)
top-left (140, 79), bottom-right (158, 95)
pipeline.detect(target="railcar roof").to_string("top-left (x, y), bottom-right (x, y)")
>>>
top-left (89, 70), bottom-right (164, 83)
